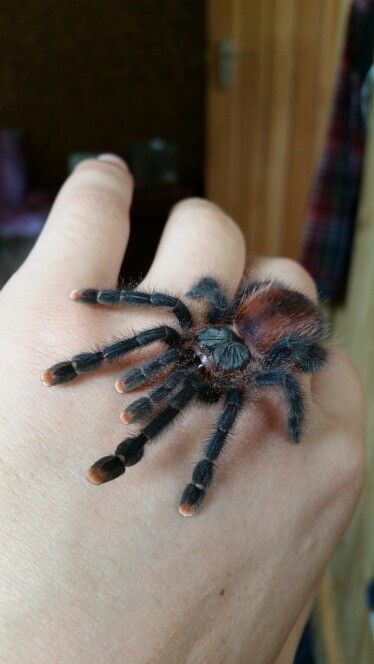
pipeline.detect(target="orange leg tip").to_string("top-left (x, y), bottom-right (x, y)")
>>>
top-left (120, 410), bottom-right (131, 424)
top-left (70, 289), bottom-right (83, 301)
top-left (87, 455), bottom-right (125, 484)
top-left (115, 379), bottom-right (126, 394)
top-left (86, 467), bottom-right (104, 485)
top-left (41, 369), bottom-right (55, 386)
top-left (178, 503), bottom-right (197, 517)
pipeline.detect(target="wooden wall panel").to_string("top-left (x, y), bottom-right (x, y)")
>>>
top-left (206, 0), bottom-right (350, 259)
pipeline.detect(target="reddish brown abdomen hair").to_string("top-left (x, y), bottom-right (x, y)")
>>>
top-left (234, 281), bottom-right (325, 355)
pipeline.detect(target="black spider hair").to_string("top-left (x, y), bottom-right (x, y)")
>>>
top-left (42, 276), bottom-right (327, 515)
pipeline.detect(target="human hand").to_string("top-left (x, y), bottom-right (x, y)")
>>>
top-left (0, 156), bottom-right (365, 663)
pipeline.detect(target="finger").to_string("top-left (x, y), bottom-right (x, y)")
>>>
top-left (26, 155), bottom-right (133, 287)
top-left (141, 198), bottom-right (246, 295)
top-left (246, 256), bottom-right (318, 302)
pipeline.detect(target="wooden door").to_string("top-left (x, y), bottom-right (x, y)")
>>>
top-left (206, 0), bottom-right (350, 258)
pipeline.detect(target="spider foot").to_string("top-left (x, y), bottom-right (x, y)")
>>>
top-left (42, 352), bottom-right (104, 386)
top-left (178, 458), bottom-right (214, 516)
top-left (179, 483), bottom-right (205, 516)
top-left (121, 397), bottom-right (150, 423)
top-left (87, 454), bottom-right (125, 485)
top-left (41, 362), bottom-right (77, 386)
top-left (70, 288), bottom-right (98, 303)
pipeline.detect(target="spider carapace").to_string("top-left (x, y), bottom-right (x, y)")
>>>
top-left (42, 276), bottom-right (327, 516)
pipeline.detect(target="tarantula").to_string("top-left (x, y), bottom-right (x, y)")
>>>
top-left (42, 277), bottom-right (327, 516)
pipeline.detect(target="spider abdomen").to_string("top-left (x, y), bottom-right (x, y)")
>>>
top-left (234, 282), bottom-right (325, 355)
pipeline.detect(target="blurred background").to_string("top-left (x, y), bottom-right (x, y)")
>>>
top-left (0, 1), bottom-right (373, 662)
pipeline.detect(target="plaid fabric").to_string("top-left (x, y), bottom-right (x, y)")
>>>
top-left (301, 0), bottom-right (373, 302)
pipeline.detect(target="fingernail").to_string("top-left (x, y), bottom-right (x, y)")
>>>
top-left (97, 153), bottom-right (129, 171)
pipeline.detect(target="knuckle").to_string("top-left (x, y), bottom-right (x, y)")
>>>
top-left (68, 158), bottom-right (134, 201)
top-left (276, 258), bottom-right (318, 298)
top-left (247, 257), bottom-right (319, 302)
top-left (171, 196), bottom-right (220, 214)
top-left (170, 197), bottom-right (245, 248)
top-left (171, 196), bottom-right (233, 226)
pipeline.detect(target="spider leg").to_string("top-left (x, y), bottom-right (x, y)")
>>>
top-left (264, 336), bottom-right (327, 373)
top-left (255, 369), bottom-right (303, 443)
top-left (179, 388), bottom-right (244, 516)
top-left (70, 288), bottom-right (193, 329)
top-left (121, 370), bottom-right (185, 422)
top-left (41, 325), bottom-right (179, 386)
top-left (115, 347), bottom-right (184, 393)
top-left (87, 378), bottom-right (197, 484)
top-left (295, 343), bottom-right (327, 373)
top-left (186, 277), bottom-right (231, 323)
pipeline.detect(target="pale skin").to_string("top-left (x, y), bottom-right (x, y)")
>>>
top-left (0, 156), bottom-right (366, 663)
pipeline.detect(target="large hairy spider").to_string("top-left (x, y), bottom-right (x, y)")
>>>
top-left (42, 277), bottom-right (327, 516)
